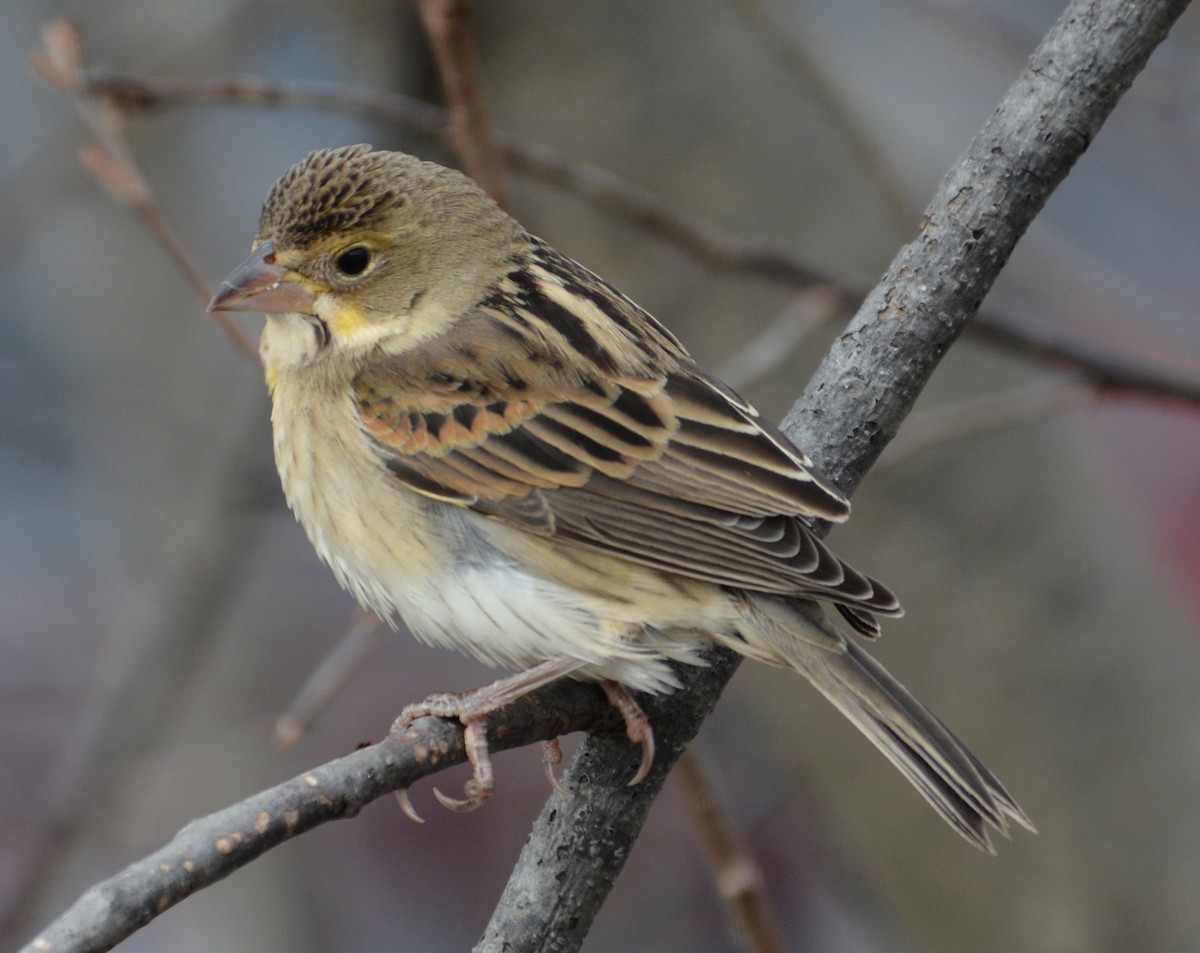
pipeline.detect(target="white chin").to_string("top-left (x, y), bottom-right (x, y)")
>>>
top-left (260, 312), bottom-right (325, 369)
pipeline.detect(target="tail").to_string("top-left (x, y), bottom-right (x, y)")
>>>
top-left (742, 597), bottom-right (1034, 851)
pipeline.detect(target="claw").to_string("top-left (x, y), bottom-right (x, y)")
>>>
top-left (544, 761), bottom-right (570, 795)
top-left (433, 784), bottom-right (488, 812)
top-left (395, 788), bottom-right (425, 823)
top-left (628, 731), bottom-right (656, 786)
top-left (542, 738), bottom-right (569, 795)
top-left (392, 659), bottom-right (650, 814)
top-left (600, 680), bottom-right (656, 785)
top-left (389, 658), bottom-right (586, 813)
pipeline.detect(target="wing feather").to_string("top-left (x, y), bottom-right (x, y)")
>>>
top-left (352, 261), bottom-right (899, 621)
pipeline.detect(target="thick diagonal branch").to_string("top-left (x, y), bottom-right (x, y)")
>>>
top-left (477, 2), bottom-right (1191, 951)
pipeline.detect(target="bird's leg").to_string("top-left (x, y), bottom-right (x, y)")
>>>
top-left (390, 657), bottom-right (585, 813)
top-left (600, 680), bottom-right (656, 785)
top-left (540, 685), bottom-right (654, 793)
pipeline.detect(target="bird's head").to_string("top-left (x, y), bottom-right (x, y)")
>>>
top-left (208, 144), bottom-right (522, 372)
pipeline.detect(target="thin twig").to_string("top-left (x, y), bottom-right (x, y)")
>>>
top-left (716, 285), bottom-right (843, 390)
top-left (42, 67), bottom-right (839, 288)
top-left (971, 310), bottom-right (1200, 405)
top-left (880, 372), bottom-right (1094, 468)
top-left (676, 747), bottom-right (783, 953)
top-left (37, 65), bottom-right (1200, 407)
top-left (415, 0), bottom-right (511, 209)
top-left (274, 613), bottom-right (386, 750)
top-left (30, 23), bottom-right (260, 362)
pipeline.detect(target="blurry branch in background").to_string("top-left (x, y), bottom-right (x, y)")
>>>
top-left (676, 747), bottom-right (784, 953)
top-left (969, 309), bottom-right (1200, 404)
top-left (273, 613), bottom-right (385, 750)
top-left (37, 69), bottom-right (834, 284)
top-left (415, 0), bottom-right (511, 210)
top-left (881, 372), bottom-right (1094, 468)
top-left (29, 21), bottom-right (259, 362)
top-left (715, 285), bottom-right (842, 390)
top-left (32, 54), bottom-right (1200, 411)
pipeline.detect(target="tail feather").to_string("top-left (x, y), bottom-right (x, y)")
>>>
top-left (745, 598), bottom-right (1033, 851)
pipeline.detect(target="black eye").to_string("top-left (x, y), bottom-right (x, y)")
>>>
top-left (334, 245), bottom-right (371, 276)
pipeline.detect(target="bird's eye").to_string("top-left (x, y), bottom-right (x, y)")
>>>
top-left (334, 245), bottom-right (371, 277)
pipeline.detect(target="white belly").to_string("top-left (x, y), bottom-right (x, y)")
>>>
top-left (368, 510), bottom-right (699, 694)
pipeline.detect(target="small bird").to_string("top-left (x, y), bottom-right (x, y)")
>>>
top-left (210, 144), bottom-right (1030, 849)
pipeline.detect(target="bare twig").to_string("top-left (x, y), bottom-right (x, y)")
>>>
top-left (676, 747), bottom-right (783, 953)
top-left (971, 310), bottom-right (1200, 405)
top-left (274, 613), bottom-right (386, 750)
top-left (716, 285), bottom-right (843, 390)
top-left (881, 372), bottom-right (1094, 467)
top-left (415, 0), bottom-right (510, 209)
top-left (500, 139), bottom-right (841, 289)
top-left (30, 22), bottom-right (260, 361)
top-left (36, 65), bottom-right (1200, 408)
top-left (39, 67), bottom-right (839, 289)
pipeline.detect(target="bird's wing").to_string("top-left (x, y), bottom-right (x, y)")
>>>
top-left (353, 311), bottom-right (900, 621)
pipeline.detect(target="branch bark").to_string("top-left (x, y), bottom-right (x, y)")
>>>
top-left (479, 1), bottom-right (1191, 950)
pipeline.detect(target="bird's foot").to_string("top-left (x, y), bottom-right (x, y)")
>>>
top-left (390, 693), bottom-right (499, 813)
top-left (390, 657), bottom-right (585, 816)
top-left (600, 680), bottom-right (656, 785)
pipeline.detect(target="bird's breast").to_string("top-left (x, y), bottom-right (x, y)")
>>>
top-left (268, 366), bottom-right (445, 614)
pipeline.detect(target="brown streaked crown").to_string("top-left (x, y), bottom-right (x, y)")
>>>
top-left (257, 144), bottom-right (412, 248)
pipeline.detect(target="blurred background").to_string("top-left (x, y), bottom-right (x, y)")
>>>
top-left (4, 1), bottom-right (1200, 951)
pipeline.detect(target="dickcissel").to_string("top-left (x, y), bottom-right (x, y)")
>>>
top-left (210, 144), bottom-right (1030, 849)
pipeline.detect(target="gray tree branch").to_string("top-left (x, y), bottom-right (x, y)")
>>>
top-left (18, 681), bottom-right (629, 953)
top-left (478, 1), bottom-right (1191, 950)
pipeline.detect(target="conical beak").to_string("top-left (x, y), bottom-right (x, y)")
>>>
top-left (207, 240), bottom-right (319, 314)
